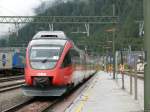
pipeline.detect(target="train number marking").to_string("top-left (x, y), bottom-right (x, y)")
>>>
top-left (37, 72), bottom-right (47, 76)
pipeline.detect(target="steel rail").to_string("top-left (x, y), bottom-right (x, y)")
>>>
top-left (2, 98), bottom-right (35, 112)
top-left (1, 71), bottom-right (97, 112)
top-left (0, 75), bottom-right (24, 83)
top-left (2, 97), bottom-right (59, 112)
top-left (0, 82), bottom-right (24, 93)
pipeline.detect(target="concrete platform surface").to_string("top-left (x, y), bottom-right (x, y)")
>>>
top-left (66, 71), bottom-right (143, 112)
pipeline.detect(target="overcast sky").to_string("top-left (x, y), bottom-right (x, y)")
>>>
top-left (0, 0), bottom-right (55, 36)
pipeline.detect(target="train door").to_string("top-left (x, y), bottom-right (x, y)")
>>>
top-left (70, 49), bottom-right (85, 85)
top-left (82, 53), bottom-right (87, 79)
top-left (61, 51), bottom-right (73, 85)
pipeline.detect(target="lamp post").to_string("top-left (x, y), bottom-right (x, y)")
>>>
top-left (112, 29), bottom-right (116, 79)
top-left (144, 0), bottom-right (150, 111)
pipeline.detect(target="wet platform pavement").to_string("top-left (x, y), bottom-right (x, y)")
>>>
top-left (66, 71), bottom-right (143, 112)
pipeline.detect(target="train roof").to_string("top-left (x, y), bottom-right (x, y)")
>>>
top-left (29, 39), bottom-right (84, 51)
top-left (29, 39), bottom-right (67, 46)
top-left (32, 31), bottom-right (67, 39)
top-left (30, 31), bottom-right (85, 54)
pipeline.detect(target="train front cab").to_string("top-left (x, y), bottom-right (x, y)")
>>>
top-left (22, 40), bottom-right (75, 96)
top-left (22, 40), bottom-right (95, 96)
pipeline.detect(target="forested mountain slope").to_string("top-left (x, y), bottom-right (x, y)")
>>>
top-left (0, 0), bottom-right (143, 51)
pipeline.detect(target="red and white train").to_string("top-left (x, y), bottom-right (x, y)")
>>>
top-left (22, 31), bottom-right (96, 96)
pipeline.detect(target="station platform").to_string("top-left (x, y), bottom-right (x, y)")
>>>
top-left (67, 71), bottom-right (143, 112)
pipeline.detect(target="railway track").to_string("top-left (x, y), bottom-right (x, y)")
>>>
top-left (2, 98), bottom-right (35, 112)
top-left (2, 73), bottom-right (96, 112)
top-left (1, 91), bottom-right (61, 112)
top-left (0, 75), bottom-right (24, 82)
top-left (0, 80), bottom-right (25, 93)
top-left (2, 97), bottom-right (59, 112)
top-left (0, 75), bottom-right (24, 92)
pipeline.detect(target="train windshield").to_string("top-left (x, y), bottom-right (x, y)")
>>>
top-left (30, 46), bottom-right (62, 69)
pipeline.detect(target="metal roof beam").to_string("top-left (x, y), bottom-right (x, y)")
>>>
top-left (0, 16), bottom-right (119, 24)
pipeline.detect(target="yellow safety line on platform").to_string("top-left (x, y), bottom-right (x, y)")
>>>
top-left (74, 76), bottom-right (97, 112)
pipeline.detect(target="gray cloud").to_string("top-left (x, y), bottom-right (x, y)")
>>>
top-left (0, 0), bottom-right (55, 37)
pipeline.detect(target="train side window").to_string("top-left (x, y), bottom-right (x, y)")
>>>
top-left (62, 51), bottom-right (72, 68)
top-left (70, 49), bottom-right (79, 57)
top-left (70, 49), bottom-right (80, 64)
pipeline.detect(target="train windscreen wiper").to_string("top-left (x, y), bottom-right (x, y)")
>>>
top-left (41, 58), bottom-right (49, 63)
